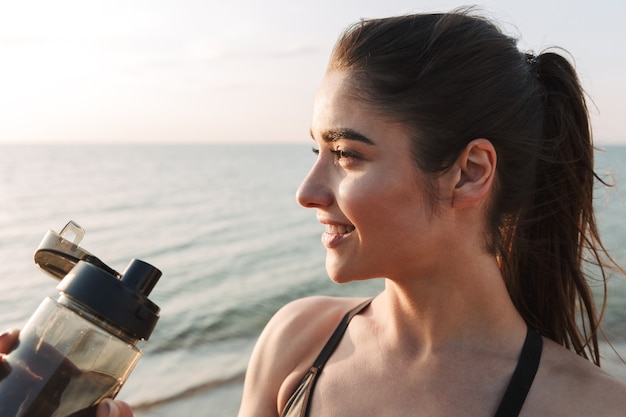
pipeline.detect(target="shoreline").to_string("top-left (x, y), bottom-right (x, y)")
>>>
top-left (132, 380), bottom-right (243, 417)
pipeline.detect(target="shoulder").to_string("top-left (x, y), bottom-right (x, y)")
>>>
top-left (269, 295), bottom-right (370, 339)
top-left (253, 295), bottom-right (366, 376)
top-left (266, 296), bottom-right (371, 382)
top-left (238, 296), bottom-right (370, 417)
top-left (523, 337), bottom-right (626, 417)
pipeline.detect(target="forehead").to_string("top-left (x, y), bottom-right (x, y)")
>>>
top-left (313, 72), bottom-right (378, 132)
top-left (311, 71), bottom-right (410, 143)
top-left (312, 71), bottom-right (354, 120)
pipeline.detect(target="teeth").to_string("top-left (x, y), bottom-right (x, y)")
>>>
top-left (326, 224), bottom-right (355, 234)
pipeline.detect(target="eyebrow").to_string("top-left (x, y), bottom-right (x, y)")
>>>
top-left (310, 128), bottom-right (375, 145)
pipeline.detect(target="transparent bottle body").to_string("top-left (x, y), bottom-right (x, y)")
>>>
top-left (0, 297), bottom-right (141, 417)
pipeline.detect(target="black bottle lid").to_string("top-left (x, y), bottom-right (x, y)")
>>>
top-left (33, 221), bottom-right (161, 341)
top-left (57, 259), bottom-right (161, 341)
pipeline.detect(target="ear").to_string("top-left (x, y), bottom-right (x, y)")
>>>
top-left (450, 139), bottom-right (497, 209)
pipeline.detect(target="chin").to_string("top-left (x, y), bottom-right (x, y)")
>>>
top-left (327, 275), bottom-right (354, 285)
top-left (325, 265), bottom-right (370, 285)
top-left (325, 267), bottom-right (353, 284)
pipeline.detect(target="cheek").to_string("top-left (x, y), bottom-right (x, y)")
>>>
top-left (337, 176), bottom-right (380, 218)
top-left (338, 174), bottom-right (421, 227)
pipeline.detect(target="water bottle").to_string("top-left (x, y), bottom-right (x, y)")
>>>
top-left (0, 221), bottom-right (162, 417)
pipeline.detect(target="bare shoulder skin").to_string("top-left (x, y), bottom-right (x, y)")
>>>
top-left (237, 296), bottom-right (369, 417)
top-left (522, 338), bottom-right (626, 417)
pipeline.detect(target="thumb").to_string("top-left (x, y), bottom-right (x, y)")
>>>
top-left (97, 399), bottom-right (134, 417)
top-left (0, 329), bottom-right (20, 354)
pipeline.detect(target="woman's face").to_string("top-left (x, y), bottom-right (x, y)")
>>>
top-left (297, 71), bottom-right (450, 284)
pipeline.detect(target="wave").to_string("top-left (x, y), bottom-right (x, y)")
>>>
top-left (131, 372), bottom-right (245, 411)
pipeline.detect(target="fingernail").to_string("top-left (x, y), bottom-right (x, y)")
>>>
top-left (0, 329), bottom-right (18, 346)
top-left (0, 329), bottom-right (15, 344)
top-left (0, 329), bottom-right (18, 338)
top-left (99, 399), bottom-right (119, 417)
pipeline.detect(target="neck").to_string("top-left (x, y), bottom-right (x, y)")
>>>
top-left (373, 253), bottom-right (526, 356)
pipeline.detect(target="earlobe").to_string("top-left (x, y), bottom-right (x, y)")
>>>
top-left (451, 139), bottom-right (497, 209)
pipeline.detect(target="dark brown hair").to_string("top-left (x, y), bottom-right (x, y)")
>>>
top-left (329, 10), bottom-right (621, 365)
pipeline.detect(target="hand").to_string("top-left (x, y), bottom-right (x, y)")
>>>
top-left (1, 329), bottom-right (134, 417)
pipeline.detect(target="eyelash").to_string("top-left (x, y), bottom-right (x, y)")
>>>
top-left (311, 147), bottom-right (358, 161)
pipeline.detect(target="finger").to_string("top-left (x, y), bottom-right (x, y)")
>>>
top-left (0, 329), bottom-right (20, 354)
top-left (116, 401), bottom-right (134, 417)
top-left (97, 399), bottom-right (134, 417)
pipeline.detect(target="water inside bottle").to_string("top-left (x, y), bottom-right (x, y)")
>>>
top-left (0, 332), bottom-right (119, 417)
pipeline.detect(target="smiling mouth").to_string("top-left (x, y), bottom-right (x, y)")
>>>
top-left (325, 224), bottom-right (355, 234)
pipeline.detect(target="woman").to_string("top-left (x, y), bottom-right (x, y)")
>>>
top-left (238, 10), bottom-right (626, 417)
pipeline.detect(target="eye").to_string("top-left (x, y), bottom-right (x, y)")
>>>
top-left (309, 145), bottom-right (362, 166)
top-left (330, 148), bottom-right (358, 161)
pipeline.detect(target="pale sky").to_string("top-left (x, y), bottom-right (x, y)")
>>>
top-left (0, 0), bottom-right (624, 144)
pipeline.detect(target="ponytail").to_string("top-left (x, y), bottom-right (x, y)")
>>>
top-left (500, 51), bottom-right (611, 365)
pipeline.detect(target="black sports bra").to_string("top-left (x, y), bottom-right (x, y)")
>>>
top-left (280, 299), bottom-right (543, 417)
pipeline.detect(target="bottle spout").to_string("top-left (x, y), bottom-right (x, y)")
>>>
top-left (120, 259), bottom-right (162, 296)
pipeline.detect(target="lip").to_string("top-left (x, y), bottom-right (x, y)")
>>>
top-left (319, 219), bottom-right (355, 249)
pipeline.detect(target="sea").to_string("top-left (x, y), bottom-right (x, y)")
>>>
top-left (0, 143), bottom-right (625, 416)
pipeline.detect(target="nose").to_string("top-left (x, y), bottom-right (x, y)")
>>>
top-left (296, 159), bottom-right (334, 209)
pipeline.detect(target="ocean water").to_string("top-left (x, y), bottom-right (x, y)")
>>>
top-left (0, 144), bottom-right (625, 415)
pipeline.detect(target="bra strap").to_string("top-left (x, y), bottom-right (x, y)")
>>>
top-left (312, 298), bottom-right (373, 369)
top-left (493, 327), bottom-right (543, 417)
